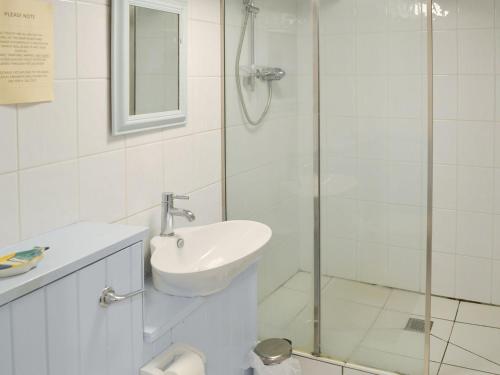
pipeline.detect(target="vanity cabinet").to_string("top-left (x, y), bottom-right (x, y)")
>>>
top-left (0, 242), bottom-right (144, 375)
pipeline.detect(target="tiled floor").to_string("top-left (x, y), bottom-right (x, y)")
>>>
top-left (259, 271), bottom-right (500, 375)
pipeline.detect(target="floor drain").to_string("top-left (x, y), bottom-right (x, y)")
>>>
top-left (404, 318), bottom-right (433, 333)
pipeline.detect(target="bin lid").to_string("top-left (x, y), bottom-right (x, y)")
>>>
top-left (254, 338), bottom-right (292, 365)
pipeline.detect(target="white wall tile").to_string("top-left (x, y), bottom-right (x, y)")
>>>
top-left (494, 169), bottom-right (500, 213)
top-left (325, 237), bottom-right (357, 280)
top-left (78, 79), bottom-right (124, 156)
top-left (388, 76), bottom-right (422, 118)
top-left (458, 29), bottom-right (495, 74)
top-left (188, 20), bottom-right (221, 77)
top-left (496, 30), bottom-right (500, 72)
top-left (456, 211), bottom-right (493, 258)
top-left (77, 2), bottom-right (109, 78)
top-left (491, 260), bottom-right (500, 304)
top-left (433, 0), bottom-right (458, 30)
top-left (388, 205), bottom-right (423, 249)
top-left (387, 247), bottom-right (421, 291)
top-left (126, 143), bottom-right (164, 215)
top-left (458, 75), bottom-right (495, 121)
top-left (0, 106), bottom-right (18, 174)
top-left (193, 130), bottom-right (221, 189)
top-left (457, 122), bottom-right (494, 167)
top-left (19, 161), bottom-right (79, 239)
top-left (434, 164), bottom-right (457, 209)
top-left (434, 75), bottom-right (458, 120)
top-left (357, 77), bottom-right (387, 117)
top-left (388, 31), bottom-right (422, 75)
top-left (356, 33), bottom-right (387, 75)
top-left (387, 118), bottom-right (422, 163)
top-left (79, 150), bottom-right (126, 222)
top-left (164, 136), bottom-right (196, 194)
top-left (432, 252), bottom-right (456, 297)
top-left (322, 34), bottom-right (356, 76)
top-left (18, 81), bottom-right (77, 168)
top-left (125, 129), bottom-right (163, 148)
top-left (457, 0), bottom-right (494, 28)
top-left (357, 242), bottom-right (388, 285)
top-left (493, 215), bottom-right (500, 259)
top-left (324, 76), bottom-right (356, 117)
top-left (356, 0), bottom-right (388, 33)
top-left (54, 0), bottom-right (77, 79)
top-left (388, 162), bottom-right (422, 205)
top-left (0, 173), bottom-right (19, 248)
top-left (434, 121), bottom-right (457, 164)
top-left (494, 126), bottom-right (500, 166)
top-left (182, 182), bottom-right (222, 227)
top-left (457, 166), bottom-right (493, 212)
top-left (434, 31), bottom-right (458, 74)
top-left (189, 0), bottom-right (220, 24)
top-left (358, 160), bottom-right (390, 202)
top-left (319, 0), bottom-right (355, 35)
top-left (357, 117), bottom-right (385, 160)
top-left (456, 255), bottom-right (492, 303)
top-left (188, 77), bottom-right (222, 133)
top-left (433, 209), bottom-right (457, 253)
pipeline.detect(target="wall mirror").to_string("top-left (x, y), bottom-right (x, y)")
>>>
top-left (111, 0), bottom-right (187, 135)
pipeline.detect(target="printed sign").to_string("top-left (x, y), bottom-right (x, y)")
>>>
top-left (0, 0), bottom-right (53, 104)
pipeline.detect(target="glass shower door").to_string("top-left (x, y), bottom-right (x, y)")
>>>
top-left (224, 0), bottom-right (317, 354)
top-left (318, 1), bottom-right (431, 373)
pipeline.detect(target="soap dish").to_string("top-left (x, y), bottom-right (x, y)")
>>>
top-left (0, 247), bottom-right (49, 278)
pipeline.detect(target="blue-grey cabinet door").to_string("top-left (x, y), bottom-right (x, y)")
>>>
top-left (3, 242), bottom-right (144, 375)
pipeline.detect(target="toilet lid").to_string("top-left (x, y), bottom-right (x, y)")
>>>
top-left (254, 338), bottom-right (292, 365)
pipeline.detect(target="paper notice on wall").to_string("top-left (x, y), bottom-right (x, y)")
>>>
top-left (0, 0), bottom-right (53, 104)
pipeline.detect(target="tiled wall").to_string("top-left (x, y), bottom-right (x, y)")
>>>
top-left (317, 0), bottom-right (500, 306)
top-left (0, 0), bottom-right (223, 266)
top-left (317, 0), bottom-right (429, 293)
top-left (432, 0), bottom-right (500, 304)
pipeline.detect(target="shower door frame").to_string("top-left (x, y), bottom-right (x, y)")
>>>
top-left (222, 0), bottom-right (435, 373)
top-left (308, 1), bottom-right (435, 373)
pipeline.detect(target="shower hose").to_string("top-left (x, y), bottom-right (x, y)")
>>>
top-left (235, 10), bottom-right (273, 126)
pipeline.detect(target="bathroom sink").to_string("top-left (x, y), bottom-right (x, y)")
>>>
top-left (150, 220), bottom-right (272, 297)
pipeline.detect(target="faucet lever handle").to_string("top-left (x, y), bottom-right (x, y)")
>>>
top-left (162, 192), bottom-right (189, 203)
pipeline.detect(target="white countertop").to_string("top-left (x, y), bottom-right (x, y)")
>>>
top-left (0, 222), bottom-right (149, 307)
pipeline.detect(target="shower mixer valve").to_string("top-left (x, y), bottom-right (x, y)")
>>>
top-left (236, 0), bottom-right (286, 125)
top-left (240, 65), bottom-right (286, 83)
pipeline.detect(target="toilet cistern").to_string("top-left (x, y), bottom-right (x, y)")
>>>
top-left (160, 192), bottom-right (196, 237)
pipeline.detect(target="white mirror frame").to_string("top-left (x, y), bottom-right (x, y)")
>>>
top-left (111, 0), bottom-right (187, 135)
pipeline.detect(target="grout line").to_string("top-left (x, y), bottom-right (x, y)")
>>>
top-left (437, 300), bottom-right (460, 373)
top-left (433, 332), bottom-right (500, 372)
top-left (438, 364), bottom-right (500, 375)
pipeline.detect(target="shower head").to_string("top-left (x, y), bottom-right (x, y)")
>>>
top-left (244, 0), bottom-right (259, 14)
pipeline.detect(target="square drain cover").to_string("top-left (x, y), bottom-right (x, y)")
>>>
top-left (404, 318), bottom-right (433, 333)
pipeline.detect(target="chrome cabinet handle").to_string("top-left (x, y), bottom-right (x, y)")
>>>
top-left (99, 286), bottom-right (144, 307)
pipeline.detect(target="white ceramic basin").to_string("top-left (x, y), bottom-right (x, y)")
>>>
top-left (150, 220), bottom-right (272, 297)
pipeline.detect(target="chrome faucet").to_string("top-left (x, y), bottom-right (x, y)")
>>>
top-left (160, 193), bottom-right (196, 237)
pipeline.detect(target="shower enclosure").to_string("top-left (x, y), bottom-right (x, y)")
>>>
top-left (224, 1), bottom-right (433, 374)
